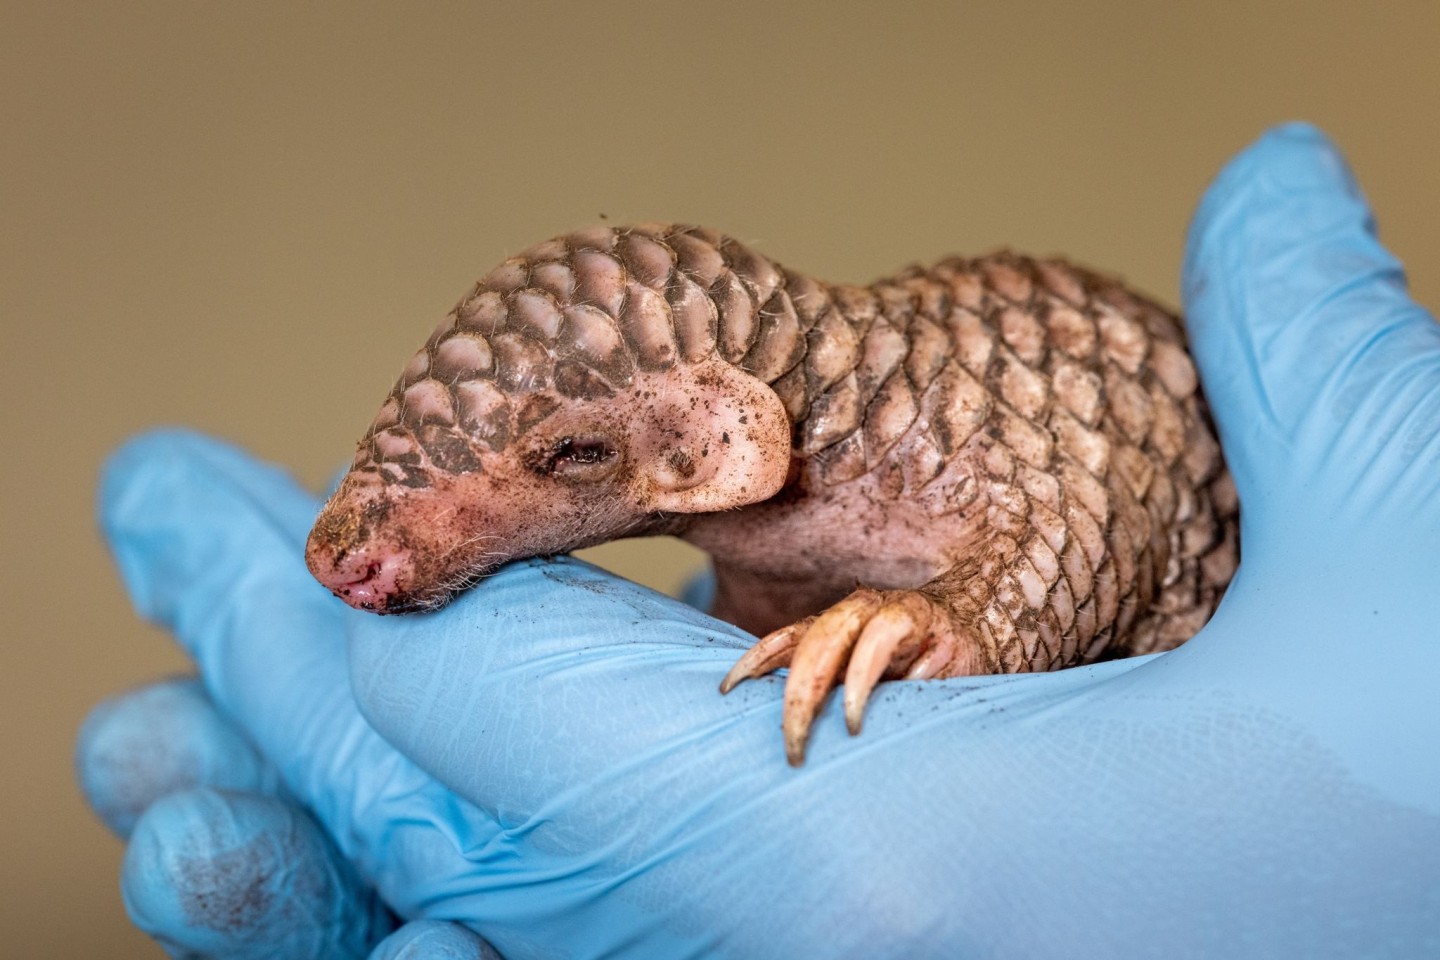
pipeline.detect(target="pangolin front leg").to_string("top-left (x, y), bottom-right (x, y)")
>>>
top-left (722, 587), bottom-right (975, 765)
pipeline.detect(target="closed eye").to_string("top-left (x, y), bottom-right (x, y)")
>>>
top-left (548, 436), bottom-right (618, 477)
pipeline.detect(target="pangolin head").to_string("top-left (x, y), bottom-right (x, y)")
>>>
top-left (305, 223), bottom-right (793, 613)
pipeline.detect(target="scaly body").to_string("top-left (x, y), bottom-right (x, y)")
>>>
top-left (306, 223), bottom-right (1238, 764)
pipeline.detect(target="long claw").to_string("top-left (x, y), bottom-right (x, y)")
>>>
top-left (782, 593), bottom-right (878, 766)
top-left (719, 619), bottom-right (808, 694)
top-left (843, 600), bottom-right (930, 734)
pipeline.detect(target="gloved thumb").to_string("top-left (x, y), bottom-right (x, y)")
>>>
top-left (1182, 123), bottom-right (1440, 539)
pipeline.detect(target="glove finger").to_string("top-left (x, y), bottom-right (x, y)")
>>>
top-left (100, 430), bottom-right (377, 808)
top-left (1182, 123), bottom-right (1440, 532)
top-left (367, 921), bottom-right (502, 960)
top-left (76, 677), bottom-right (281, 838)
top-left (122, 787), bottom-right (394, 960)
top-left (100, 429), bottom-right (323, 630)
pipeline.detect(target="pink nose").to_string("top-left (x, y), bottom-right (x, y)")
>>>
top-left (309, 543), bottom-right (412, 612)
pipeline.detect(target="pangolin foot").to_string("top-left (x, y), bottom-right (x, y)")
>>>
top-left (720, 587), bottom-right (965, 766)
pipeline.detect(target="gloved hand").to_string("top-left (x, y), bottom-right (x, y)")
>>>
top-left (79, 123), bottom-right (1440, 960)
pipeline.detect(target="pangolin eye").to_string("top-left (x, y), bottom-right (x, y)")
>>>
top-left (548, 436), bottom-right (617, 476)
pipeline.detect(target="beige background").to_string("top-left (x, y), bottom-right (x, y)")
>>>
top-left (4, 1), bottom-right (1437, 955)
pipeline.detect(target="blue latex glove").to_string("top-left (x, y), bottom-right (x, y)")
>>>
top-left (80, 124), bottom-right (1440, 959)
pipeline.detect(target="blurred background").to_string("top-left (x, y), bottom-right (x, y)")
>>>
top-left (3, 0), bottom-right (1437, 954)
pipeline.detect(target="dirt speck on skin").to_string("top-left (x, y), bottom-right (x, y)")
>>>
top-left (311, 495), bottom-right (395, 562)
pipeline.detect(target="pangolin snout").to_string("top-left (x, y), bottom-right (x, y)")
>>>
top-left (305, 532), bottom-right (415, 613)
top-left (308, 470), bottom-right (513, 614)
top-left (306, 480), bottom-right (422, 613)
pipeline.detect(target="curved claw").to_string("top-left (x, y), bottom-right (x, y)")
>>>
top-left (723, 588), bottom-right (967, 766)
top-left (782, 591), bottom-right (883, 766)
top-left (842, 597), bottom-right (933, 734)
top-left (719, 618), bottom-right (809, 694)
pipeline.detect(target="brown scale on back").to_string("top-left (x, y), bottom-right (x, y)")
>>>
top-left (309, 223), bottom-right (1239, 765)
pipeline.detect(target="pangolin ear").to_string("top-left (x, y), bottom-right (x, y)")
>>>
top-left (635, 360), bottom-right (792, 514)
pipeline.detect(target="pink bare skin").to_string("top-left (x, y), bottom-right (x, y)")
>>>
top-left (307, 223), bottom-right (1237, 765)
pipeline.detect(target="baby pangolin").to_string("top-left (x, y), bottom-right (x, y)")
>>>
top-left (306, 223), bottom-right (1238, 765)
